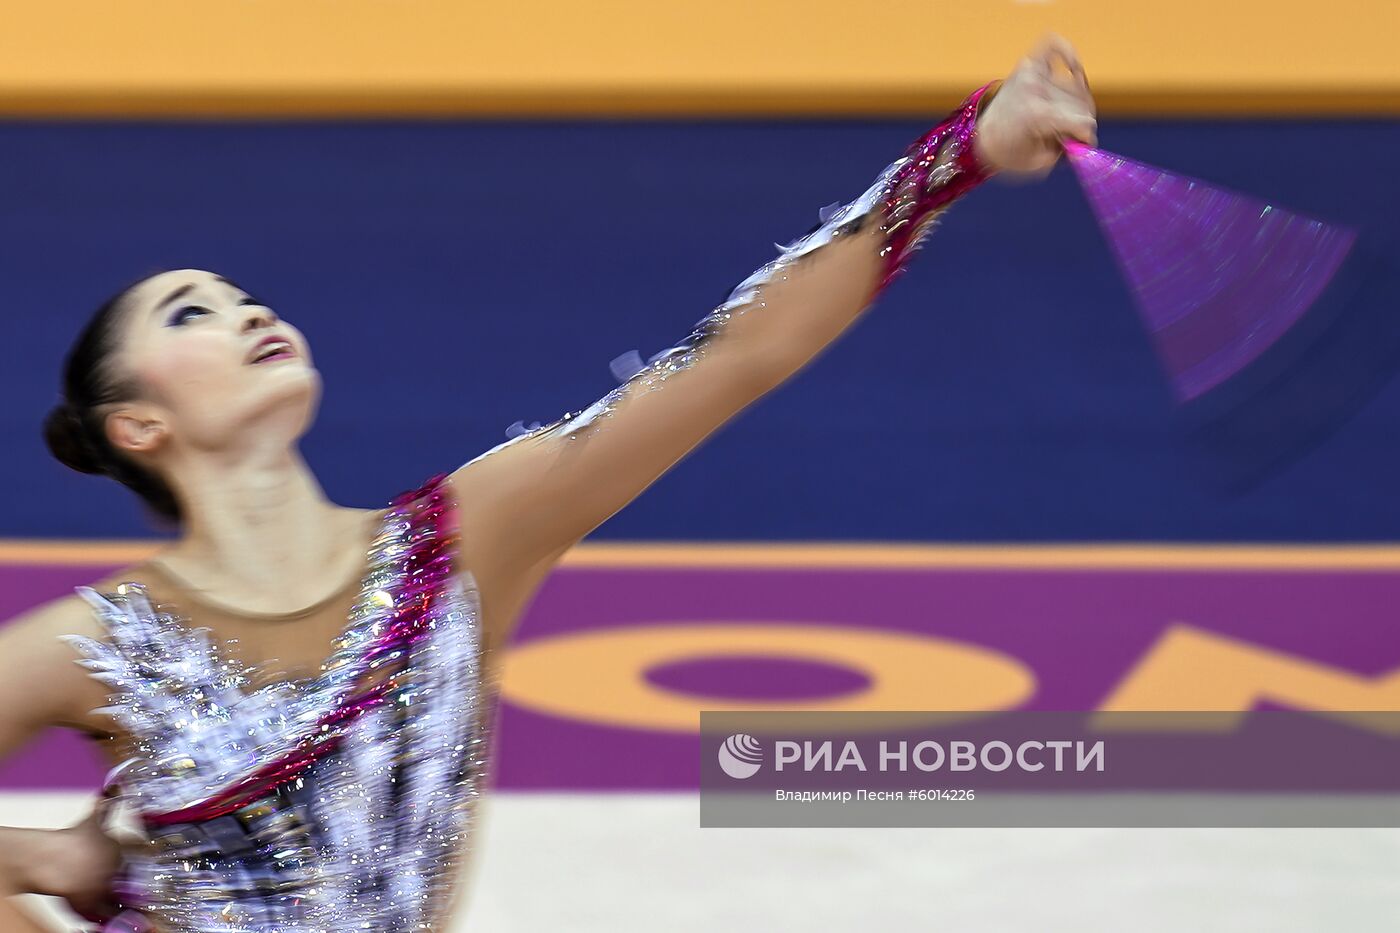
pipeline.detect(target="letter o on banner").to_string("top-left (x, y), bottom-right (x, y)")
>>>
top-left (500, 623), bottom-right (1036, 733)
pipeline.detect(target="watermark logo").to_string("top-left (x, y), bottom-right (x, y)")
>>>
top-left (701, 710), bottom-right (1400, 828)
top-left (718, 733), bottom-right (764, 779)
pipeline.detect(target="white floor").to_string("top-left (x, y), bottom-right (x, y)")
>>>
top-left (4, 793), bottom-right (1399, 932)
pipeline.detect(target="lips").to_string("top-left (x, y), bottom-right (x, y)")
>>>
top-left (248, 335), bottom-right (298, 364)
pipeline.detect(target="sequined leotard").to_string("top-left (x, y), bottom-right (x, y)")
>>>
top-left (57, 79), bottom-right (1000, 933)
top-left (65, 472), bottom-right (493, 932)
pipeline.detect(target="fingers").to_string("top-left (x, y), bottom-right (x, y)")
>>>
top-left (1030, 32), bottom-right (1088, 91)
top-left (1047, 80), bottom-right (1097, 134)
top-left (1026, 33), bottom-right (1096, 146)
top-left (1059, 112), bottom-right (1098, 147)
top-left (1023, 34), bottom-right (1092, 120)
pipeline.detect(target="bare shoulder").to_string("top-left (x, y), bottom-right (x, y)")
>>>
top-left (445, 433), bottom-right (539, 516)
top-left (446, 448), bottom-right (516, 577)
top-left (1, 589), bottom-right (105, 644)
top-left (445, 458), bottom-right (575, 655)
top-left (0, 588), bottom-right (120, 732)
top-left (446, 434), bottom-right (580, 560)
top-left (446, 445), bottom-right (577, 572)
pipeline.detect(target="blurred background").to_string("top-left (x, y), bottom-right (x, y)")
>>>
top-left (0, 0), bottom-right (1398, 929)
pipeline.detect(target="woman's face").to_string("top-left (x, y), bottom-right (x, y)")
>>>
top-left (112, 268), bottom-right (320, 457)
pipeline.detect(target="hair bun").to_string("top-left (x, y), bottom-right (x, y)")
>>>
top-left (43, 401), bottom-right (106, 476)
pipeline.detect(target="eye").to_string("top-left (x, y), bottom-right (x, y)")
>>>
top-left (166, 305), bottom-right (211, 326)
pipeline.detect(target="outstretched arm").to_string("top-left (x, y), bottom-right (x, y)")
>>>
top-left (450, 35), bottom-right (1097, 649)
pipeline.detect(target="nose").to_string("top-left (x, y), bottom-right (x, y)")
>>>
top-left (239, 304), bottom-right (279, 332)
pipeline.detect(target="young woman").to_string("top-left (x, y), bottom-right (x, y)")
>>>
top-left (0, 34), bottom-right (1095, 932)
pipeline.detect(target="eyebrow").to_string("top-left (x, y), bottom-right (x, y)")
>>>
top-left (151, 274), bottom-right (247, 317)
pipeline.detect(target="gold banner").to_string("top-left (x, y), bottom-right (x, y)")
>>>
top-left (0, 0), bottom-right (1394, 116)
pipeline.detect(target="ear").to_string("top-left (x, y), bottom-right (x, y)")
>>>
top-left (105, 405), bottom-right (168, 456)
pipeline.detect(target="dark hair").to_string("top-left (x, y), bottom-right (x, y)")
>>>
top-left (43, 271), bottom-right (183, 525)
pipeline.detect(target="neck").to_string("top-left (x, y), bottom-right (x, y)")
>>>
top-left (154, 444), bottom-right (369, 606)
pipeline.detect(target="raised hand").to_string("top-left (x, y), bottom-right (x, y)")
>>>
top-left (974, 33), bottom-right (1098, 178)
